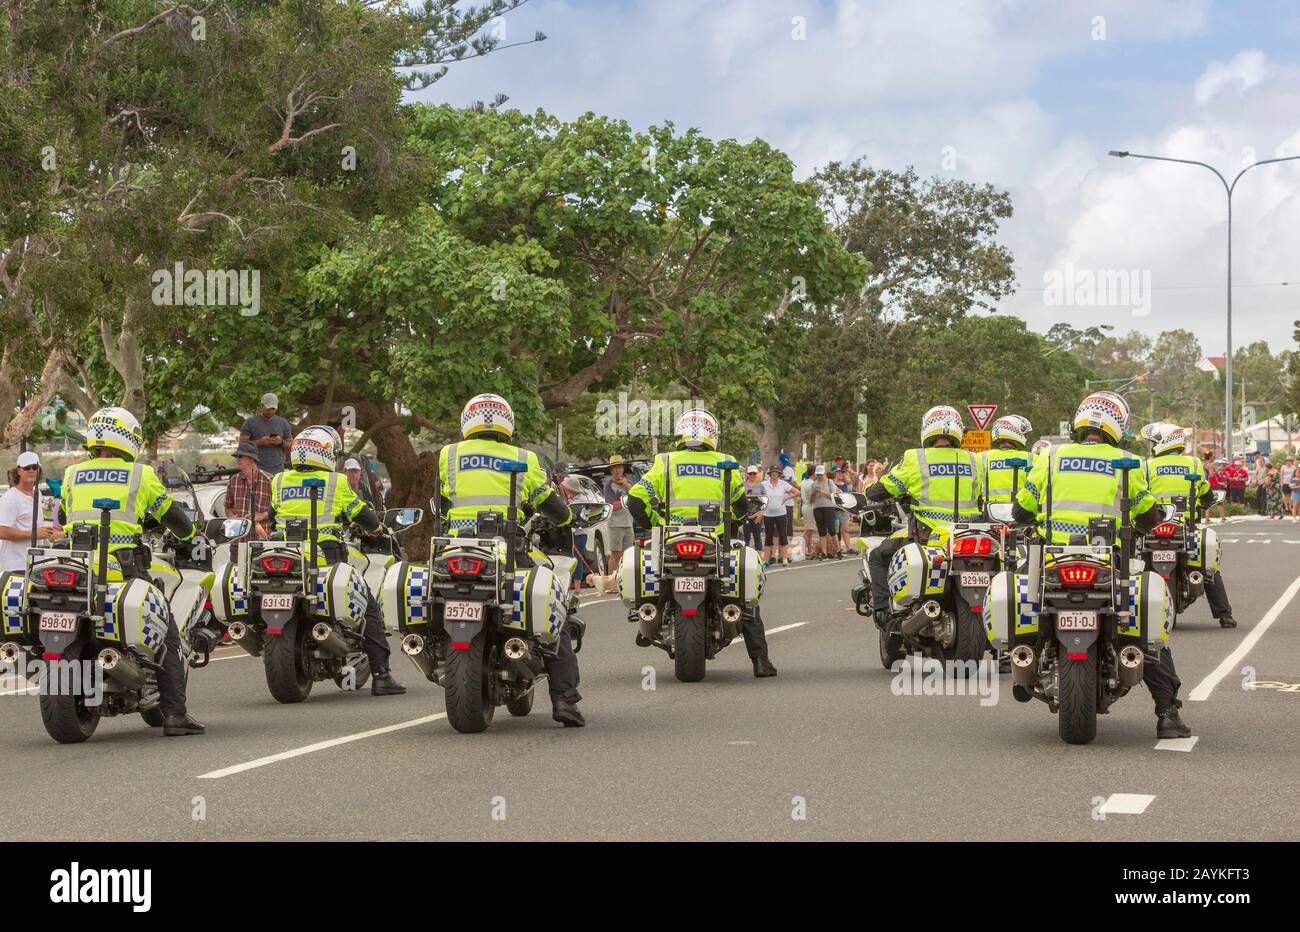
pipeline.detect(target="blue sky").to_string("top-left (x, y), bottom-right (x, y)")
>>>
top-left (419, 0), bottom-right (1300, 356)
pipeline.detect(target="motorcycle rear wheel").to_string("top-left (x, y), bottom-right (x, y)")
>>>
top-left (445, 633), bottom-right (496, 733)
top-left (879, 628), bottom-right (906, 670)
top-left (506, 687), bottom-right (535, 717)
top-left (673, 606), bottom-right (707, 682)
top-left (953, 598), bottom-right (990, 665)
top-left (39, 691), bottom-right (101, 744)
top-left (1058, 643), bottom-right (1099, 745)
top-left (264, 618), bottom-right (314, 704)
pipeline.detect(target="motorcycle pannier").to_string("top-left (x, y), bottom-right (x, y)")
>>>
top-left (617, 539), bottom-right (662, 607)
top-left (97, 577), bottom-right (171, 658)
top-left (1, 570), bottom-right (28, 639)
top-left (380, 561), bottom-right (431, 633)
top-left (721, 545), bottom-right (764, 605)
top-left (1185, 526), bottom-right (1220, 573)
top-left (1117, 571), bottom-right (1172, 645)
top-left (209, 562), bottom-right (250, 624)
top-left (312, 563), bottom-right (368, 630)
top-left (887, 542), bottom-right (948, 608)
top-left (985, 571), bottom-right (1040, 647)
top-left (504, 565), bottom-right (567, 643)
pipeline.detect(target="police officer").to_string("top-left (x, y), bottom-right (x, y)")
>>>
top-left (268, 426), bottom-right (405, 696)
top-left (626, 409), bottom-right (778, 677)
top-left (979, 415), bottom-right (1033, 506)
top-left (435, 394), bottom-right (585, 726)
top-left (863, 405), bottom-right (983, 628)
top-left (1013, 393), bottom-right (1192, 739)
top-left (1142, 423), bottom-right (1236, 628)
top-left (61, 407), bottom-right (205, 736)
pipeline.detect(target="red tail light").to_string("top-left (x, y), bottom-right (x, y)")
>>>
top-left (674, 540), bottom-right (706, 559)
top-left (952, 536), bottom-right (993, 556)
top-left (1058, 563), bottom-right (1097, 587)
top-left (41, 568), bottom-right (79, 588)
top-left (447, 556), bottom-right (485, 576)
top-left (260, 556), bottom-right (295, 574)
top-left (1153, 523), bottom-right (1178, 538)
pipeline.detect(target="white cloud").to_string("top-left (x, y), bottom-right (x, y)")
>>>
top-left (1194, 50), bottom-right (1267, 106)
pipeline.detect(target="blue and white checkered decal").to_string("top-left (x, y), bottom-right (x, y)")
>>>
top-left (140, 586), bottom-right (168, 655)
top-left (98, 585), bottom-right (120, 641)
top-left (2, 574), bottom-right (26, 635)
top-left (640, 548), bottom-right (658, 597)
top-left (925, 548), bottom-right (947, 591)
top-left (1118, 578), bottom-right (1139, 635)
top-left (407, 567), bottom-right (428, 622)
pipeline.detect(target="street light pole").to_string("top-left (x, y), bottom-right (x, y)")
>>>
top-left (1107, 150), bottom-right (1300, 459)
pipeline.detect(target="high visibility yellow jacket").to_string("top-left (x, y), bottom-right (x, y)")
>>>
top-left (628, 449), bottom-right (747, 529)
top-left (1015, 442), bottom-right (1156, 544)
top-left (62, 456), bottom-right (191, 552)
top-left (270, 468), bottom-right (368, 545)
top-left (1144, 453), bottom-right (1210, 502)
top-left (437, 438), bottom-right (569, 535)
top-left (877, 446), bottom-right (983, 533)
top-left (978, 447), bottom-right (1034, 505)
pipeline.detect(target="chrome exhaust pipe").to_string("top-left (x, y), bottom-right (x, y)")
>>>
top-left (1010, 644), bottom-right (1036, 689)
top-left (401, 633), bottom-right (439, 681)
top-left (721, 604), bottom-right (742, 624)
top-left (503, 636), bottom-right (544, 678)
top-left (227, 621), bottom-right (264, 656)
top-left (97, 648), bottom-right (144, 689)
top-left (311, 622), bottom-right (350, 659)
top-left (637, 602), bottom-right (659, 640)
top-left (1118, 645), bottom-right (1145, 688)
top-left (901, 600), bottom-right (943, 637)
top-left (0, 642), bottom-right (22, 667)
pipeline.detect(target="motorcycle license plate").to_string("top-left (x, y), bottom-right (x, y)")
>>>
top-left (38, 612), bottom-right (78, 633)
top-left (1057, 611), bottom-right (1097, 631)
top-left (261, 594), bottom-right (294, 611)
top-left (675, 577), bottom-right (707, 593)
top-left (1152, 551), bottom-right (1176, 563)
top-left (444, 600), bottom-right (484, 622)
top-left (960, 572), bottom-right (990, 588)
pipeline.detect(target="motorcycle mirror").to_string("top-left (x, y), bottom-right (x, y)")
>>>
top-left (222, 518), bottom-right (252, 541)
top-left (572, 503), bottom-right (612, 528)
top-left (833, 491), bottom-right (857, 509)
top-left (1211, 489), bottom-right (1227, 505)
top-left (383, 507), bottom-right (422, 529)
top-left (987, 502), bottom-right (1016, 524)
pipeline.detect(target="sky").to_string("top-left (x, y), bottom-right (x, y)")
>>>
top-left (419, 0), bottom-right (1300, 356)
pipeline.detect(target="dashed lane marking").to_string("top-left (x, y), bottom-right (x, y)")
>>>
top-left (1098, 793), bottom-right (1156, 815)
top-left (1154, 737), bottom-right (1198, 752)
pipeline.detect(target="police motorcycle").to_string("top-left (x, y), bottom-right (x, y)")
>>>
top-left (0, 498), bottom-right (247, 743)
top-left (985, 458), bottom-right (1173, 745)
top-left (847, 486), bottom-right (1015, 670)
top-left (382, 460), bottom-right (606, 733)
top-left (616, 460), bottom-right (766, 683)
top-left (209, 478), bottom-right (408, 703)
top-left (1137, 478), bottom-right (1224, 630)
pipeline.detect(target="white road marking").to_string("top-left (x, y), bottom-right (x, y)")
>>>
top-left (1154, 737), bottom-right (1198, 752)
top-left (1188, 573), bottom-right (1300, 702)
top-left (198, 713), bottom-right (448, 779)
top-left (765, 622), bottom-right (809, 635)
top-left (1099, 793), bottom-right (1156, 815)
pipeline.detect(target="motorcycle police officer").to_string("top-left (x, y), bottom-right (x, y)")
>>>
top-left (979, 415), bottom-right (1034, 506)
top-left (863, 405), bottom-right (983, 627)
top-left (1013, 393), bottom-right (1193, 739)
top-left (435, 393), bottom-right (585, 726)
top-left (60, 406), bottom-right (205, 736)
top-left (626, 408), bottom-right (778, 677)
top-left (268, 426), bottom-right (406, 696)
top-left (1142, 422), bottom-right (1236, 628)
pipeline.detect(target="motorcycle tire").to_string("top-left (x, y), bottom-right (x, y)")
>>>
top-left (444, 632), bottom-right (496, 733)
top-left (506, 688), bottom-right (535, 717)
top-left (39, 691), bottom-right (101, 744)
top-left (673, 606), bottom-right (707, 683)
top-left (953, 598), bottom-right (990, 665)
top-left (878, 628), bottom-right (906, 670)
top-left (1058, 643), bottom-right (1099, 745)
top-left (264, 618), bottom-right (314, 704)
top-left (334, 652), bottom-right (371, 691)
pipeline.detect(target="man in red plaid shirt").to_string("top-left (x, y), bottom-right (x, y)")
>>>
top-left (225, 441), bottom-right (272, 541)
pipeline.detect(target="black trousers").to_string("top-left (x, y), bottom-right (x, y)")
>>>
top-left (360, 591), bottom-right (392, 672)
top-left (545, 628), bottom-right (581, 704)
top-left (1206, 571), bottom-right (1233, 620)
top-left (158, 617), bottom-right (188, 718)
top-left (739, 604), bottom-right (770, 659)
top-left (1143, 645), bottom-right (1182, 714)
top-left (867, 537), bottom-right (909, 611)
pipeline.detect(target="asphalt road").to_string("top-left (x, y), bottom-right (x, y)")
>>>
top-left (3, 517), bottom-right (1298, 841)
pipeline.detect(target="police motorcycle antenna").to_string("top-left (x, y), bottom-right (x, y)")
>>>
top-left (302, 477), bottom-right (326, 568)
top-left (498, 459), bottom-right (529, 590)
top-left (92, 498), bottom-right (118, 594)
top-left (719, 459), bottom-right (740, 544)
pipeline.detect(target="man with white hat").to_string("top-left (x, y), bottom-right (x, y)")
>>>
top-left (343, 457), bottom-right (378, 510)
top-left (0, 452), bottom-right (63, 573)
top-left (238, 392), bottom-right (293, 474)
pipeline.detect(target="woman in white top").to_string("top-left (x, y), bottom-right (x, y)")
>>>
top-left (761, 466), bottom-right (796, 566)
top-left (0, 452), bottom-right (62, 574)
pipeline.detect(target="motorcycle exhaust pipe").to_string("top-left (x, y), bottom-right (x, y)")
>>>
top-left (1118, 645), bottom-right (1145, 688)
top-left (1010, 645), bottom-right (1036, 689)
top-left (97, 648), bottom-right (145, 690)
top-left (401, 633), bottom-right (439, 682)
top-left (901, 600), bottom-right (942, 637)
top-left (311, 622), bottom-right (350, 659)
top-left (637, 602), bottom-right (659, 640)
top-left (720, 603), bottom-right (742, 638)
top-left (503, 637), bottom-right (544, 677)
top-left (0, 642), bottom-right (22, 667)
top-left (227, 621), bottom-right (264, 657)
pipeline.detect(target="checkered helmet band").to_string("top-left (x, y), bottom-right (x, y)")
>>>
top-left (86, 406), bottom-right (143, 459)
top-left (461, 393), bottom-right (515, 440)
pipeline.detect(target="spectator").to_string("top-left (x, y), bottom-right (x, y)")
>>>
top-left (1282, 456), bottom-right (1296, 516)
top-left (0, 452), bottom-right (62, 572)
top-left (834, 466), bottom-right (854, 555)
top-left (1206, 455), bottom-right (1228, 522)
top-left (225, 441), bottom-right (272, 541)
top-left (1254, 455), bottom-right (1270, 514)
top-left (761, 465), bottom-right (795, 566)
top-left (741, 465), bottom-right (765, 551)
top-left (343, 457), bottom-right (379, 510)
top-left (239, 393), bottom-right (293, 475)
top-left (810, 464), bottom-right (839, 561)
top-left (779, 452), bottom-right (796, 538)
top-left (1225, 455), bottom-right (1248, 505)
top-left (602, 454), bottom-right (636, 571)
top-left (1263, 467), bottom-right (1286, 519)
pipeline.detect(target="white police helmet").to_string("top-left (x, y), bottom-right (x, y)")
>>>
top-left (85, 406), bottom-right (144, 460)
top-left (461, 393), bottom-right (515, 440)
top-left (1072, 391), bottom-right (1130, 445)
top-left (674, 408), bottom-right (720, 451)
top-left (990, 414), bottom-right (1032, 449)
top-left (921, 405), bottom-right (965, 447)
top-left (290, 427), bottom-right (337, 471)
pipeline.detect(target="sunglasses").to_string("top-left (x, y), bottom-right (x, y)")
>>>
top-left (17, 464), bottom-right (40, 471)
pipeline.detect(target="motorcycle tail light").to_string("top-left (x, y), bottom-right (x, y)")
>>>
top-left (674, 540), bottom-right (706, 559)
top-left (260, 556), bottom-right (295, 574)
top-left (952, 536), bottom-right (993, 556)
top-left (1153, 523), bottom-right (1178, 538)
top-left (40, 568), bottom-right (79, 589)
top-left (448, 556), bottom-right (485, 576)
top-left (1057, 563), bottom-right (1097, 587)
